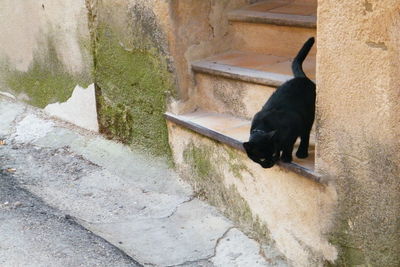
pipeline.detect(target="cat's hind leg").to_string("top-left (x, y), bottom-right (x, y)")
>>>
top-left (296, 129), bottom-right (311, 159)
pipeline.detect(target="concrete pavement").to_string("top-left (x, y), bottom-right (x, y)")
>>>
top-left (0, 96), bottom-right (288, 267)
top-left (0, 163), bottom-right (140, 266)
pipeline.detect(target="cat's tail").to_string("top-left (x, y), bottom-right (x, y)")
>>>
top-left (292, 37), bottom-right (315, 78)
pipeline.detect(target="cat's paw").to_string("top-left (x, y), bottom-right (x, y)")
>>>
top-left (296, 150), bottom-right (308, 159)
top-left (281, 154), bottom-right (292, 163)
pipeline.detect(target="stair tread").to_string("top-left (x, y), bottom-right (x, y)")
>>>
top-left (192, 51), bottom-right (315, 87)
top-left (165, 111), bottom-right (320, 182)
top-left (228, 0), bottom-right (317, 28)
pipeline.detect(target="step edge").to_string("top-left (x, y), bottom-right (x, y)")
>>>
top-left (192, 60), bottom-right (291, 87)
top-left (165, 112), bottom-right (244, 151)
top-left (228, 10), bottom-right (316, 28)
top-left (165, 112), bottom-right (324, 185)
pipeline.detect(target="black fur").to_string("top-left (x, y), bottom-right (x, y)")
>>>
top-left (243, 37), bottom-right (316, 168)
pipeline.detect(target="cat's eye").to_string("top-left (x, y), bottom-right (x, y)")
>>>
top-left (260, 158), bottom-right (266, 162)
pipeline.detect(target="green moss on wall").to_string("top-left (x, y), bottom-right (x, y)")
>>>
top-left (95, 24), bottom-right (173, 157)
top-left (225, 147), bottom-right (253, 181)
top-left (2, 39), bottom-right (91, 108)
top-left (5, 63), bottom-right (76, 108)
top-left (183, 142), bottom-right (271, 244)
top-left (96, 92), bottom-right (134, 144)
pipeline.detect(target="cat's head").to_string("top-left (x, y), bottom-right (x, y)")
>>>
top-left (243, 130), bottom-right (278, 168)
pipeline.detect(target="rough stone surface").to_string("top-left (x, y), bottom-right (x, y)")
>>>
top-left (317, 1), bottom-right (400, 266)
top-left (0, 96), bottom-right (285, 266)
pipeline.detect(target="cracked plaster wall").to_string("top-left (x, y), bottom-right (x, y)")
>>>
top-left (317, 1), bottom-right (400, 266)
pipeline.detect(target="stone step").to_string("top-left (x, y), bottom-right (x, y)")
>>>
top-left (165, 110), bottom-right (319, 182)
top-left (193, 50), bottom-right (316, 85)
top-left (228, 0), bottom-right (317, 28)
top-left (228, 0), bottom-right (317, 57)
top-left (192, 50), bottom-right (315, 119)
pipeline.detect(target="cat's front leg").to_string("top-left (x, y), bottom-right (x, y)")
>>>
top-left (281, 140), bottom-right (295, 163)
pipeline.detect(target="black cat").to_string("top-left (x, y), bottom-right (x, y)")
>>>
top-left (243, 37), bottom-right (316, 168)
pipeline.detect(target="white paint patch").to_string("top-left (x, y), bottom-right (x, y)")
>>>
top-left (14, 114), bottom-right (54, 143)
top-left (0, 91), bottom-right (16, 99)
top-left (44, 84), bottom-right (99, 132)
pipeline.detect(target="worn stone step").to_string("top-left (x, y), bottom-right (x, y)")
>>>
top-left (165, 110), bottom-right (319, 183)
top-left (192, 51), bottom-right (315, 119)
top-left (228, 0), bottom-right (317, 57)
top-left (193, 50), bottom-right (316, 85)
top-left (228, 0), bottom-right (317, 28)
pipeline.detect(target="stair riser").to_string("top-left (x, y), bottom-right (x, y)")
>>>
top-left (195, 72), bottom-right (275, 119)
top-left (231, 22), bottom-right (316, 57)
top-left (194, 72), bottom-right (317, 144)
top-left (166, 122), bottom-right (334, 267)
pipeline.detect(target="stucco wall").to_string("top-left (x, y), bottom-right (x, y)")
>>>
top-left (317, 1), bottom-right (400, 266)
top-left (0, 0), bottom-right (92, 107)
top-left (168, 123), bottom-right (337, 266)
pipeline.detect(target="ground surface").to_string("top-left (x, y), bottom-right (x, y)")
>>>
top-left (0, 169), bottom-right (140, 267)
top-left (0, 96), bottom-right (288, 267)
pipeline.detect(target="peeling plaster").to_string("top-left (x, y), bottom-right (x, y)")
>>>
top-left (44, 84), bottom-right (99, 132)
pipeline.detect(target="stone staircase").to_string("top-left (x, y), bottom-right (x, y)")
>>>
top-left (165, 2), bottom-right (335, 264)
top-left (166, 0), bottom-right (318, 178)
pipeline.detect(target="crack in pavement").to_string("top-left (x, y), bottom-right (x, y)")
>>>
top-left (165, 226), bottom-right (237, 267)
top-left (164, 195), bottom-right (196, 220)
top-left (209, 226), bottom-right (237, 260)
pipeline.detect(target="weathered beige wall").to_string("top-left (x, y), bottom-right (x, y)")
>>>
top-left (317, 1), bottom-right (400, 266)
top-left (168, 123), bottom-right (338, 266)
top-left (0, 0), bottom-right (92, 107)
